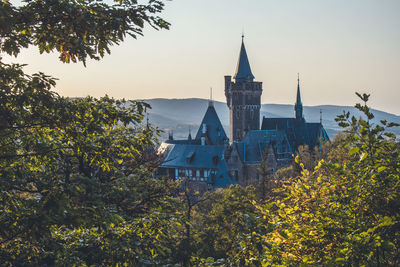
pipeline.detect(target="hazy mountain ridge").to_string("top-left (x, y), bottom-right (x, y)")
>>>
top-left (142, 98), bottom-right (400, 141)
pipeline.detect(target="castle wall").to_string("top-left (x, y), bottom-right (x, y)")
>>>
top-left (225, 76), bottom-right (263, 142)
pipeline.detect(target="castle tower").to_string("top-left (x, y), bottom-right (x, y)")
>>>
top-left (294, 73), bottom-right (303, 120)
top-left (225, 36), bottom-right (263, 142)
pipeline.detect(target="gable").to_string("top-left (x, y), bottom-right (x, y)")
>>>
top-left (195, 104), bottom-right (228, 145)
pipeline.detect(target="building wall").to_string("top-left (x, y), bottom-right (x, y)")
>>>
top-left (225, 76), bottom-right (262, 142)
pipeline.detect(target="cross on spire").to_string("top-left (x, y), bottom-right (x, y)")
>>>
top-left (320, 109), bottom-right (323, 124)
top-left (209, 87), bottom-right (213, 106)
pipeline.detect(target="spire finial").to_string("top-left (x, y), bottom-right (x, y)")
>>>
top-left (241, 32), bottom-right (244, 42)
top-left (209, 87), bottom-right (214, 107)
top-left (320, 109), bottom-right (322, 124)
top-left (297, 73), bottom-right (300, 84)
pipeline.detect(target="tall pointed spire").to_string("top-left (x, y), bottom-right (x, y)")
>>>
top-left (234, 35), bottom-right (255, 82)
top-left (295, 73), bottom-right (303, 120)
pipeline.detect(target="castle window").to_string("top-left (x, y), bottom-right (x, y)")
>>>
top-left (250, 109), bottom-right (254, 119)
top-left (212, 156), bottom-right (219, 165)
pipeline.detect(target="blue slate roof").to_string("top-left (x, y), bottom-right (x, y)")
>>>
top-left (160, 143), bottom-right (236, 187)
top-left (161, 144), bottom-right (225, 169)
top-left (261, 117), bottom-right (329, 150)
top-left (234, 39), bottom-right (255, 81)
top-left (234, 130), bottom-right (292, 163)
top-left (165, 139), bottom-right (195, 145)
top-left (195, 103), bottom-right (228, 145)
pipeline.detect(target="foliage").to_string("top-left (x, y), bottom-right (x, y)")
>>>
top-left (190, 186), bottom-right (270, 266)
top-left (1, 0), bottom-right (169, 65)
top-left (0, 65), bottom-right (179, 264)
top-left (261, 93), bottom-right (400, 266)
top-left (3, 1), bottom-right (400, 265)
top-left (0, 1), bottom-right (178, 265)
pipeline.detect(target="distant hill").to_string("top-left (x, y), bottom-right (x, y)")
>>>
top-left (141, 98), bottom-right (400, 141)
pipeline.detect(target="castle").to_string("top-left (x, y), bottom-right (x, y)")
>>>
top-left (158, 37), bottom-right (329, 190)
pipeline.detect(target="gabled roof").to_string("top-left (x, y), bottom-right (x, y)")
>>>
top-left (261, 117), bottom-right (329, 150)
top-left (233, 38), bottom-right (255, 81)
top-left (195, 103), bottom-right (228, 145)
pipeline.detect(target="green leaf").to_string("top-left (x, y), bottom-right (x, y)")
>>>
top-left (349, 146), bottom-right (359, 155)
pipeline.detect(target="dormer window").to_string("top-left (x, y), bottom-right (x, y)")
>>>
top-left (186, 151), bottom-right (195, 163)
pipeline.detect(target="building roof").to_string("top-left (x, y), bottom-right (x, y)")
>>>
top-left (234, 130), bottom-right (292, 163)
top-left (233, 37), bottom-right (255, 81)
top-left (261, 117), bottom-right (329, 150)
top-left (213, 160), bottom-right (237, 187)
top-left (160, 144), bottom-right (225, 169)
top-left (159, 143), bottom-right (236, 187)
top-left (195, 103), bottom-right (228, 145)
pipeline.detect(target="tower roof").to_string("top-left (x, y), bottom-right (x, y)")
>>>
top-left (195, 104), bottom-right (228, 145)
top-left (296, 73), bottom-right (302, 106)
top-left (234, 36), bottom-right (255, 81)
top-left (294, 73), bottom-right (303, 119)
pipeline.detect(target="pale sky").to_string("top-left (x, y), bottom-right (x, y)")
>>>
top-left (5, 0), bottom-right (400, 114)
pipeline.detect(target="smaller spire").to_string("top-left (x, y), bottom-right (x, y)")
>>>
top-left (295, 73), bottom-right (303, 120)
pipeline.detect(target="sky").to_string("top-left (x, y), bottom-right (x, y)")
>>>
top-left (5, 0), bottom-right (400, 115)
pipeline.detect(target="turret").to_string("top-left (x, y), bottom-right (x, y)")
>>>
top-left (225, 36), bottom-right (263, 142)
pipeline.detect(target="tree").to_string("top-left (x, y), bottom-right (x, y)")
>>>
top-left (190, 186), bottom-right (268, 266)
top-left (1, 0), bottom-right (169, 64)
top-left (261, 93), bottom-right (400, 265)
top-left (0, 1), bottom-right (176, 265)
